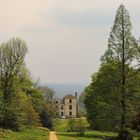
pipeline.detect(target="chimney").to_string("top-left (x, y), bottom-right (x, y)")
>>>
top-left (75, 92), bottom-right (77, 98)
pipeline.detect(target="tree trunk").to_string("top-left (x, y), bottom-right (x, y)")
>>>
top-left (120, 6), bottom-right (126, 130)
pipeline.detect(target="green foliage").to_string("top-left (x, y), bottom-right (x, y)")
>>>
top-left (67, 119), bottom-right (77, 132)
top-left (25, 105), bottom-right (41, 127)
top-left (117, 128), bottom-right (133, 140)
top-left (3, 93), bottom-right (29, 130)
top-left (53, 119), bottom-right (68, 132)
top-left (101, 4), bottom-right (137, 65)
top-left (3, 127), bottom-right (49, 140)
top-left (0, 90), bottom-right (4, 126)
top-left (67, 118), bottom-right (88, 136)
top-left (39, 86), bottom-right (58, 129)
top-left (0, 38), bottom-right (44, 130)
top-left (40, 100), bottom-right (58, 129)
top-left (85, 62), bottom-right (121, 131)
top-left (78, 92), bottom-right (87, 116)
top-left (131, 112), bottom-right (140, 131)
top-left (26, 88), bottom-right (44, 114)
top-left (54, 118), bottom-right (89, 133)
top-left (85, 4), bottom-right (140, 132)
top-left (0, 38), bottom-right (29, 129)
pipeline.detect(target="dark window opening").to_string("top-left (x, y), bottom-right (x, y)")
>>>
top-left (61, 112), bottom-right (63, 116)
top-left (69, 105), bottom-right (72, 110)
top-left (69, 99), bottom-right (72, 103)
top-left (61, 105), bottom-right (63, 110)
top-left (69, 111), bottom-right (72, 116)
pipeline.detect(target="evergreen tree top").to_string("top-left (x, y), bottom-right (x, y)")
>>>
top-left (113, 4), bottom-right (132, 31)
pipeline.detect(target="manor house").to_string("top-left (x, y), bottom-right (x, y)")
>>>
top-left (55, 93), bottom-right (78, 118)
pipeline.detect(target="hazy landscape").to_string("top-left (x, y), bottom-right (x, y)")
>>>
top-left (46, 83), bottom-right (87, 97)
top-left (1, 1), bottom-right (140, 140)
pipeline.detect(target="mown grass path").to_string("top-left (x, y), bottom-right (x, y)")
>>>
top-left (50, 131), bottom-right (58, 140)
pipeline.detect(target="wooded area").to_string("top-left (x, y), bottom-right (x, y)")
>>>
top-left (85, 4), bottom-right (140, 140)
top-left (0, 38), bottom-right (57, 131)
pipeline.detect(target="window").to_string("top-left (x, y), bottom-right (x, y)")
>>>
top-left (69, 111), bottom-right (72, 116)
top-left (61, 112), bottom-right (63, 116)
top-left (69, 99), bottom-right (72, 103)
top-left (69, 105), bottom-right (72, 110)
top-left (61, 105), bottom-right (63, 110)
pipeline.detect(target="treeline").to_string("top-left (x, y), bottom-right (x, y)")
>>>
top-left (0, 38), bottom-right (57, 130)
top-left (85, 4), bottom-right (140, 140)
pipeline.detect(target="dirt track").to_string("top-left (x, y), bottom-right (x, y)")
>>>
top-left (50, 131), bottom-right (58, 140)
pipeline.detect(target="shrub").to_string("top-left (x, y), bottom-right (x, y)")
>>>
top-left (117, 128), bottom-right (133, 140)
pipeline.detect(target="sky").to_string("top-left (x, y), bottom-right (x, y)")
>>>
top-left (0, 0), bottom-right (140, 84)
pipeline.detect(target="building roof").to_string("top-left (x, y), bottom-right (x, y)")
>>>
top-left (63, 94), bottom-right (76, 99)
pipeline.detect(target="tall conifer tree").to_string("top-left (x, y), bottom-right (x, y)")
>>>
top-left (85, 4), bottom-right (140, 139)
top-left (102, 4), bottom-right (138, 130)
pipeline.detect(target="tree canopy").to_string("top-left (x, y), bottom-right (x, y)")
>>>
top-left (85, 4), bottom-right (140, 136)
top-left (0, 38), bottom-right (57, 130)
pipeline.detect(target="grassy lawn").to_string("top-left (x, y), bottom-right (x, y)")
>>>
top-left (57, 131), bottom-right (117, 140)
top-left (55, 118), bottom-right (117, 140)
top-left (54, 117), bottom-right (89, 132)
top-left (55, 118), bottom-right (140, 140)
top-left (3, 127), bottom-right (49, 140)
top-left (57, 131), bottom-right (140, 140)
top-left (54, 119), bottom-right (69, 131)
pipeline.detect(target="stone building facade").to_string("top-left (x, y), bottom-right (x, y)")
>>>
top-left (55, 93), bottom-right (78, 118)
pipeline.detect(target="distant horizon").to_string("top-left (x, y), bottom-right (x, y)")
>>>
top-left (40, 82), bottom-right (89, 86)
top-left (41, 83), bottom-right (87, 98)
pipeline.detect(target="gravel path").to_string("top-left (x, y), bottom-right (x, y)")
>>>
top-left (50, 131), bottom-right (58, 140)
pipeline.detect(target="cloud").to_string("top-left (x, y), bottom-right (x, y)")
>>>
top-left (0, 0), bottom-right (140, 83)
top-left (19, 0), bottom-right (140, 35)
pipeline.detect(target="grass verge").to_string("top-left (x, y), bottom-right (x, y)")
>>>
top-left (57, 131), bottom-right (140, 140)
top-left (2, 127), bottom-right (49, 140)
top-left (57, 131), bottom-right (117, 140)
